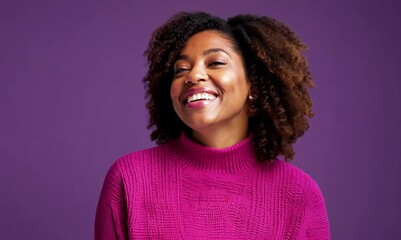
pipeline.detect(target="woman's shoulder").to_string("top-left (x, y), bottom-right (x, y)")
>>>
top-left (268, 160), bottom-right (323, 197)
top-left (110, 144), bottom-right (168, 173)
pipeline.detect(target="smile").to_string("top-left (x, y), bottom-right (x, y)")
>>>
top-left (186, 92), bottom-right (217, 103)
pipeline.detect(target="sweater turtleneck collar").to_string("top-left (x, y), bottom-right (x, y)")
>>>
top-left (167, 132), bottom-right (258, 173)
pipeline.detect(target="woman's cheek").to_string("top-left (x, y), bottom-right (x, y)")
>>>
top-left (170, 81), bottom-right (180, 100)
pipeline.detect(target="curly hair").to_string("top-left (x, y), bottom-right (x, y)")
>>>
top-left (143, 12), bottom-right (314, 163)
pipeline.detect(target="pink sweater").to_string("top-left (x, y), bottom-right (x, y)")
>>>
top-left (95, 133), bottom-right (330, 239)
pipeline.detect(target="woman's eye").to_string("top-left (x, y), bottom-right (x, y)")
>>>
top-left (174, 68), bottom-right (189, 74)
top-left (209, 61), bottom-right (226, 67)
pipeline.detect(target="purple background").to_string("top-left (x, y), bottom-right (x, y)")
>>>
top-left (1, 0), bottom-right (400, 239)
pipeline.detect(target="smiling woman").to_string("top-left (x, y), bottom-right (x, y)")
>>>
top-left (95, 12), bottom-right (330, 239)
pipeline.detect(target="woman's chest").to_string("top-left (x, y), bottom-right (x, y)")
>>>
top-left (125, 171), bottom-right (304, 239)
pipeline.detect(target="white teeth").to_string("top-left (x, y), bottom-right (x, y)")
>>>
top-left (187, 92), bottom-right (217, 103)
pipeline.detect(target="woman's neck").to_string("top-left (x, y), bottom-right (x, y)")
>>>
top-left (191, 126), bottom-right (249, 148)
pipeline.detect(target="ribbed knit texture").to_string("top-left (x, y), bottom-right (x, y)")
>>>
top-left (95, 133), bottom-right (330, 239)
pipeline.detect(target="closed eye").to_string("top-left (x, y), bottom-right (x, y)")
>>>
top-left (174, 68), bottom-right (189, 75)
top-left (209, 61), bottom-right (226, 67)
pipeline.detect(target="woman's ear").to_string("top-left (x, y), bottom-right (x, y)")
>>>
top-left (247, 90), bottom-right (257, 116)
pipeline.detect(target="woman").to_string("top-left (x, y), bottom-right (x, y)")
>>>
top-left (95, 12), bottom-right (330, 239)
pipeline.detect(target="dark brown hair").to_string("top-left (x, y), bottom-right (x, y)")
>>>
top-left (143, 12), bottom-right (314, 163)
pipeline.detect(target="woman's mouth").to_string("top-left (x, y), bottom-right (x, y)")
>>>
top-left (186, 92), bottom-right (217, 103)
top-left (183, 88), bottom-right (219, 108)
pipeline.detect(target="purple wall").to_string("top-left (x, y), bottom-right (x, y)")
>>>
top-left (1, 0), bottom-right (400, 239)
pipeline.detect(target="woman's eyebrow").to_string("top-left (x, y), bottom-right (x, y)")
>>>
top-left (176, 48), bottom-right (231, 61)
top-left (203, 48), bottom-right (231, 57)
top-left (176, 55), bottom-right (188, 61)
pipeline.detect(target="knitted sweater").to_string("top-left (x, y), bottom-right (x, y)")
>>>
top-left (95, 133), bottom-right (330, 239)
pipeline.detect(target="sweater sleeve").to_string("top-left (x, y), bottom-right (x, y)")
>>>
top-left (95, 161), bottom-right (128, 240)
top-left (303, 182), bottom-right (330, 240)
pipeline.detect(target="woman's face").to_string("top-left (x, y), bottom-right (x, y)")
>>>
top-left (170, 30), bottom-right (250, 134)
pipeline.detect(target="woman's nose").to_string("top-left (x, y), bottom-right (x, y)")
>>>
top-left (186, 66), bottom-right (208, 84)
